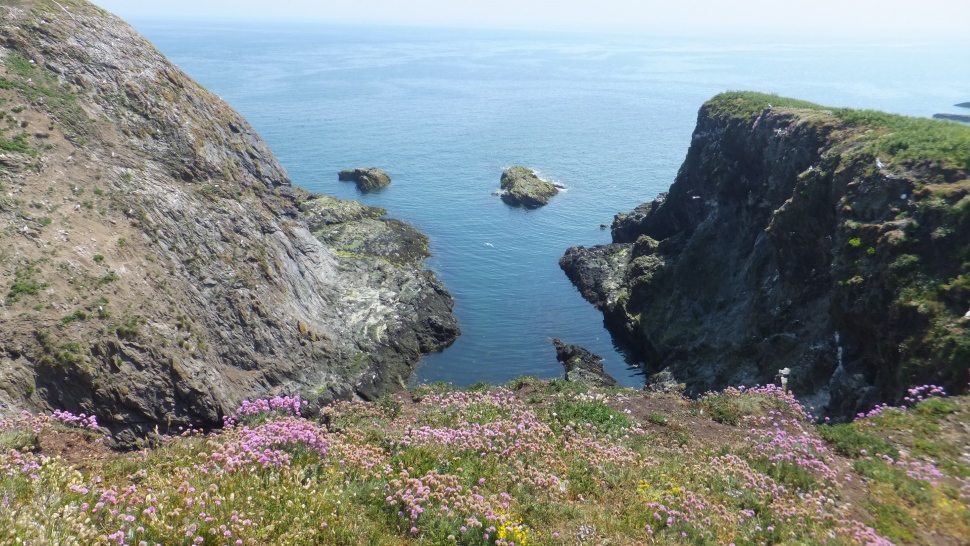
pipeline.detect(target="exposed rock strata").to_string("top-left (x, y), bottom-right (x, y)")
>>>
top-left (499, 166), bottom-right (559, 208)
top-left (552, 339), bottom-right (617, 387)
top-left (0, 0), bottom-right (457, 445)
top-left (562, 92), bottom-right (970, 418)
top-left (338, 167), bottom-right (391, 192)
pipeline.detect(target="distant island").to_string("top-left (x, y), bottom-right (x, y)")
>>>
top-left (934, 112), bottom-right (970, 123)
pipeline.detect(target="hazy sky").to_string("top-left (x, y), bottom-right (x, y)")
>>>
top-left (89, 0), bottom-right (969, 34)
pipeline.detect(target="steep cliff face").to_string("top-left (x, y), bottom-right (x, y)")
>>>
top-left (0, 0), bottom-right (458, 444)
top-left (562, 92), bottom-right (970, 417)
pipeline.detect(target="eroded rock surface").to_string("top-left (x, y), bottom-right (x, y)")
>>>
top-left (562, 92), bottom-right (970, 418)
top-left (0, 1), bottom-right (457, 445)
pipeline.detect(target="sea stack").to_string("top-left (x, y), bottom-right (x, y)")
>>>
top-left (338, 167), bottom-right (392, 192)
top-left (552, 339), bottom-right (618, 387)
top-left (498, 166), bottom-right (559, 208)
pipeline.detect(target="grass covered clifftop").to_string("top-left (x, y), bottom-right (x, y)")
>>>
top-left (3, 379), bottom-right (969, 545)
top-left (562, 92), bottom-right (970, 418)
top-left (705, 92), bottom-right (970, 173)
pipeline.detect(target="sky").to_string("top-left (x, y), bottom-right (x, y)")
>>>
top-left (88, 0), bottom-right (970, 35)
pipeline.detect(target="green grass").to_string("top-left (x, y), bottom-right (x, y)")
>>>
top-left (0, 132), bottom-right (34, 154)
top-left (548, 399), bottom-right (632, 436)
top-left (0, 53), bottom-right (91, 141)
top-left (704, 91), bottom-right (826, 121)
top-left (817, 423), bottom-right (898, 458)
top-left (705, 91), bottom-right (970, 171)
top-left (4, 382), bottom-right (970, 544)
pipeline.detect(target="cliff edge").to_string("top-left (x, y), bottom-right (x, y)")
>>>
top-left (0, 0), bottom-right (458, 445)
top-left (562, 92), bottom-right (970, 418)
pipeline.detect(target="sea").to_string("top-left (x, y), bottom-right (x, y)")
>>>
top-left (132, 21), bottom-right (970, 388)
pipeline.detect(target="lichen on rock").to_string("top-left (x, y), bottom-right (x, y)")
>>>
top-left (0, 0), bottom-right (458, 445)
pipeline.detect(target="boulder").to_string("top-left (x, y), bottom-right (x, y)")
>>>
top-left (338, 167), bottom-right (392, 192)
top-left (552, 339), bottom-right (617, 387)
top-left (498, 166), bottom-right (559, 208)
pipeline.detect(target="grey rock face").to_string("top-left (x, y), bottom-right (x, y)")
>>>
top-left (0, 1), bottom-right (457, 445)
top-left (562, 97), bottom-right (970, 419)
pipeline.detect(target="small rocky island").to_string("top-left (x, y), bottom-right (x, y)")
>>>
top-left (338, 167), bottom-right (392, 192)
top-left (498, 166), bottom-right (560, 208)
top-left (956, 102), bottom-right (970, 108)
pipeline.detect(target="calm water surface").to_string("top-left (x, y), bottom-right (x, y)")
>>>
top-left (133, 22), bottom-right (970, 387)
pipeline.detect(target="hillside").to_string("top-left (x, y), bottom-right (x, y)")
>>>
top-left (562, 92), bottom-right (970, 419)
top-left (3, 379), bottom-right (969, 544)
top-left (0, 0), bottom-right (458, 446)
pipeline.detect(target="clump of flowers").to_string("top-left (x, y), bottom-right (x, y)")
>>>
top-left (51, 409), bottom-right (100, 430)
top-left (903, 384), bottom-right (946, 405)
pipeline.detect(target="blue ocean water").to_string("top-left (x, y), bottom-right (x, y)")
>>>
top-left (133, 22), bottom-right (970, 387)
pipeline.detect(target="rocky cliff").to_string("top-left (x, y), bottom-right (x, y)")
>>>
top-left (0, 0), bottom-right (458, 445)
top-left (562, 92), bottom-right (970, 418)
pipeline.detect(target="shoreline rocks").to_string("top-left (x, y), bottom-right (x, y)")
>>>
top-left (552, 339), bottom-right (617, 387)
top-left (498, 166), bottom-right (559, 208)
top-left (338, 167), bottom-right (392, 192)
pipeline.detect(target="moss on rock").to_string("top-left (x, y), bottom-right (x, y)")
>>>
top-left (499, 166), bottom-right (559, 208)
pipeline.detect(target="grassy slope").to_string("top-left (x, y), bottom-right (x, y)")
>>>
top-left (3, 380), bottom-right (969, 545)
top-left (706, 91), bottom-right (970, 172)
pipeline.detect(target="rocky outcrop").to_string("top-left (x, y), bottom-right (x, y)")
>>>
top-left (338, 167), bottom-right (392, 193)
top-left (934, 113), bottom-right (970, 124)
top-left (0, 1), bottom-right (457, 445)
top-left (956, 102), bottom-right (970, 109)
top-left (498, 166), bottom-right (559, 208)
top-left (562, 92), bottom-right (970, 419)
top-left (552, 339), bottom-right (617, 387)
